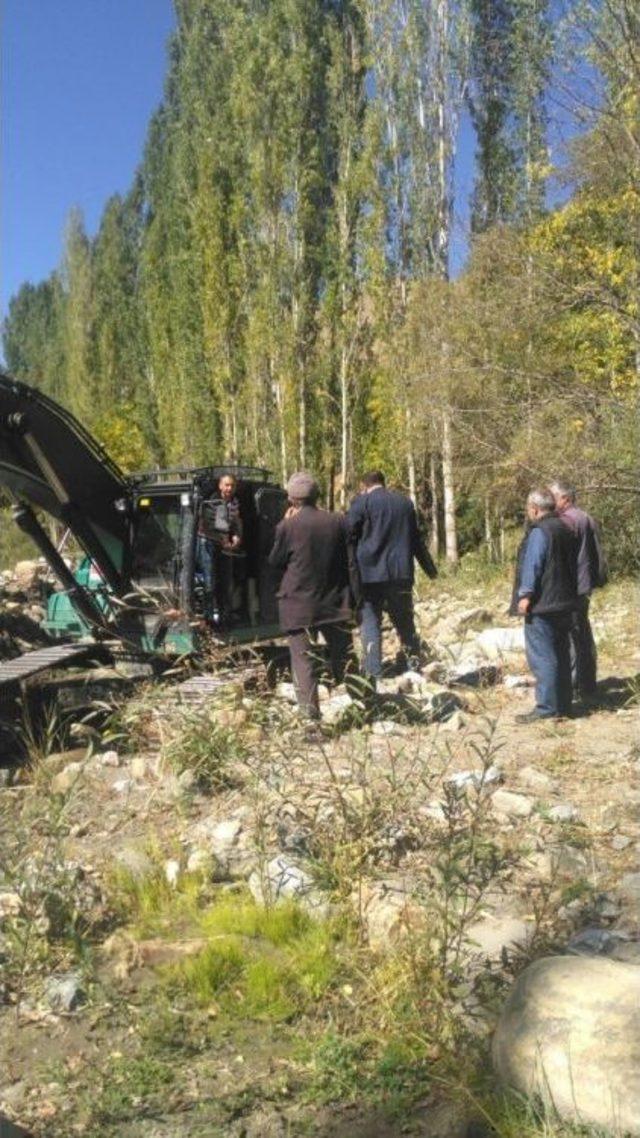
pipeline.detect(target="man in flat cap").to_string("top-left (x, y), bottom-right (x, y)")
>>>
top-left (268, 471), bottom-right (356, 727)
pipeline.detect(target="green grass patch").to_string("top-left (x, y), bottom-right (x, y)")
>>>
top-left (167, 898), bottom-right (342, 1022)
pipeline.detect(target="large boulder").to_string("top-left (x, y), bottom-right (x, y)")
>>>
top-left (493, 955), bottom-right (640, 1135)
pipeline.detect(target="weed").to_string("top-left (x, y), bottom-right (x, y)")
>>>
top-left (162, 705), bottom-right (247, 791)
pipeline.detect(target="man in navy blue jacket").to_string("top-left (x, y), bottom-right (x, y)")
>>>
top-left (347, 470), bottom-right (437, 681)
top-left (510, 487), bottom-right (578, 721)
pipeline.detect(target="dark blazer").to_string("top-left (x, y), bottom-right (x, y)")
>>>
top-left (347, 487), bottom-right (437, 585)
top-left (268, 505), bottom-right (354, 633)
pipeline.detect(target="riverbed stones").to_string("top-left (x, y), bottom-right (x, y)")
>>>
top-left (44, 972), bottom-right (86, 1013)
top-left (491, 788), bottom-right (534, 819)
top-left (248, 855), bottom-right (330, 919)
top-left (476, 626), bottom-right (525, 657)
top-left (493, 955), bottom-right (640, 1136)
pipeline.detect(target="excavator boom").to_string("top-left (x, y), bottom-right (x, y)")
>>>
top-left (0, 372), bottom-right (129, 595)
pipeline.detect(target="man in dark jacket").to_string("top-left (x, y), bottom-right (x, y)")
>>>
top-left (268, 471), bottom-right (354, 723)
top-left (550, 479), bottom-right (606, 700)
top-left (196, 473), bottom-right (243, 625)
top-left (511, 487), bottom-right (579, 722)
top-left (347, 470), bottom-right (437, 681)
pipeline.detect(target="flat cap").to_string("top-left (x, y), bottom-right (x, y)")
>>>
top-left (286, 471), bottom-right (319, 501)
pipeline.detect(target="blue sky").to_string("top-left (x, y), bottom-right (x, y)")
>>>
top-left (1, 0), bottom-right (175, 319)
top-left (1, 1), bottom-right (579, 326)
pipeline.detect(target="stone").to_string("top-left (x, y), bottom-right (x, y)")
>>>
top-left (176, 767), bottom-right (198, 793)
top-left (422, 661), bottom-right (448, 683)
top-left (476, 626), bottom-right (525, 658)
top-left (445, 765), bottom-right (503, 794)
top-left (13, 560), bottom-right (40, 592)
top-left (566, 927), bottom-right (638, 962)
top-left (275, 682), bottom-right (297, 703)
top-left (547, 803), bottom-right (580, 824)
top-left (321, 692), bottom-right (353, 724)
top-left (44, 972), bottom-right (86, 1013)
top-left (99, 749), bottom-right (121, 768)
top-left (504, 674), bottom-right (535, 689)
top-left (456, 608), bottom-right (494, 631)
top-left (113, 846), bottom-right (154, 881)
top-left (357, 880), bottom-right (426, 952)
top-left (448, 662), bottom-right (502, 688)
top-left (372, 720), bottom-right (405, 737)
top-left (491, 788), bottom-right (533, 819)
top-left (612, 834), bottom-right (632, 851)
top-left (438, 710), bottom-right (468, 733)
top-left (517, 765), bottom-right (557, 795)
top-left (215, 706), bottom-right (248, 729)
top-left (493, 955), bottom-right (640, 1136)
top-left (418, 688), bottom-right (465, 722)
top-left (187, 809), bottom-right (256, 879)
top-left (164, 859), bottom-right (180, 887)
top-left (248, 856), bottom-right (330, 919)
top-left (112, 778), bottom-right (135, 794)
top-left (51, 762), bottom-right (85, 794)
top-left (0, 890), bottom-right (21, 918)
top-left (618, 872), bottom-right (640, 912)
top-left (186, 848), bottom-right (216, 876)
top-left (551, 845), bottom-right (590, 877)
top-left (467, 913), bottom-right (532, 959)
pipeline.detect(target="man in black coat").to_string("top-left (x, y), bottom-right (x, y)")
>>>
top-left (268, 471), bottom-right (355, 723)
top-left (347, 470), bottom-right (437, 681)
top-left (510, 487), bottom-right (579, 722)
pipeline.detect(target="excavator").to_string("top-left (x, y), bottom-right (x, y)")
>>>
top-left (0, 370), bottom-right (288, 699)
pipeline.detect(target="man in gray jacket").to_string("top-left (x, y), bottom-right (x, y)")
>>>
top-left (550, 479), bottom-right (607, 700)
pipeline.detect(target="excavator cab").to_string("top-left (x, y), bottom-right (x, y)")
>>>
top-left (0, 371), bottom-right (288, 656)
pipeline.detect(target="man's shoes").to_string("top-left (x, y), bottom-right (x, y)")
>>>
top-left (515, 709), bottom-right (558, 724)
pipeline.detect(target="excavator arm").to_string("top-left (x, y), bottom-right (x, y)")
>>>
top-left (0, 372), bottom-right (131, 621)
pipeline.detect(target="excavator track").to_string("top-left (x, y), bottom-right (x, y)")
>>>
top-left (0, 642), bottom-right (94, 688)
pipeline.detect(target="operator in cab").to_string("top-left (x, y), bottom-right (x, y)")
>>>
top-left (196, 473), bottom-right (244, 626)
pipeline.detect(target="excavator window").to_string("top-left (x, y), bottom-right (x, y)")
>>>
top-left (131, 496), bottom-right (181, 591)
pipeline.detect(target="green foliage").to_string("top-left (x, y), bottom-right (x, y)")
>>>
top-left (162, 706), bottom-right (247, 792)
top-left (2, 0), bottom-right (637, 569)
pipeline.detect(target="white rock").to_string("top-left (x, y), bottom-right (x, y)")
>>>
top-left (275, 682), bottom-right (297, 703)
top-left (131, 755), bottom-right (150, 780)
top-left (476, 626), bottom-right (525, 658)
top-left (113, 846), bottom-right (153, 880)
top-left (468, 913), bottom-right (532, 959)
top-left (188, 809), bottom-right (255, 880)
top-left (372, 720), bottom-right (401, 737)
top-left (98, 750), bottom-right (121, 768)
top-left (491, 788), bottom-right (534, 819)
top-left (112, 778), bottom-right (135, 795)
top-left (504, 674), bottom-right (535, 689)
top-left (51, 762), bottom-right (85, 794)
top-left (164, 859), bottom-right (180, 887)
top-left (248, 856), bottom-right (330, 919)
top-left (0, 891), bottom-right (21, 918)
top-left (548, 803), bottom-right (580, 823)
top-left (493, 956), bottom-right (640, 1136)
top-left (357, 880), bottom-right (426, 952)
top-left (322, 693), bottom-right (353, 724)
top-left (518, 765), bottom-right (557, 794)
top-left (186, 848), bottom-right (215, 876)
top-left (445, 765), bottom-right (503, 793)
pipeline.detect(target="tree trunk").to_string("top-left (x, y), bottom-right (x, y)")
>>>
top-left (442, 407), bottom-right (458, 564)
top-left (429, 450), bottom-right (439, 558)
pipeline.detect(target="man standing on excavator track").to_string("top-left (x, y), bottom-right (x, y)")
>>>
top-left (196, 473), bottom-right (243, 626)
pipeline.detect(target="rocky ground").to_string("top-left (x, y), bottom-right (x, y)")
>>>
top-left (0, 571), bottom-right (638, 1138)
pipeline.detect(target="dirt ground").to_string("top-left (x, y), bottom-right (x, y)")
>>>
top-left (0, 576), bottom-right (638, 1138)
